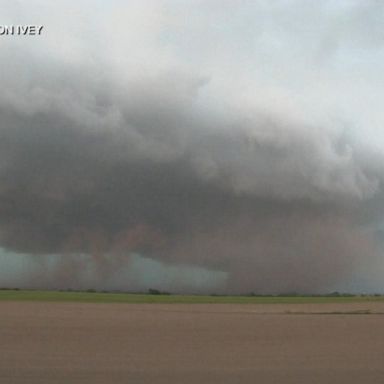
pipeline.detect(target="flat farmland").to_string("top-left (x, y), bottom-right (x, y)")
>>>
top-left (1, 299), bottom-right (384, 383)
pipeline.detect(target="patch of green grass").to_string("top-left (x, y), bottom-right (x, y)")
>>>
top-left (284, 309), bottom-right (374, 315)
top-left (0, 289), bottom-right (383, 304)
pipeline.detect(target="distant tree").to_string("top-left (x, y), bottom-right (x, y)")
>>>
top-left (148, 288), bottom-right (161, 295)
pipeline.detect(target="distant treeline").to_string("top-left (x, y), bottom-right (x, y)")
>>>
top-left (0, 287), bottom-right (382, 297)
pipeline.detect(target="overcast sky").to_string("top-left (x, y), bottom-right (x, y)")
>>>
top-left (0, 0), bottom-right (383, 293)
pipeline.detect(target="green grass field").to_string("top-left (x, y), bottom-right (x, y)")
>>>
top-left (0, 289), bottom-right (383, 304)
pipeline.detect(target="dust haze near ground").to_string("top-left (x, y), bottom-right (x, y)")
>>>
top-left (0, 1), bottom-right (384, 293)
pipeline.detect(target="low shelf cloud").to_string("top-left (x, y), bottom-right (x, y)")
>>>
top-left (0, 0), bottom-right (383, 293)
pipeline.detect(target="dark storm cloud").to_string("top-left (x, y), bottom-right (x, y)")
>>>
top-left (0, 0), bottom-right (383, 293)
top-left (0, 68), bottom-right (380, 293)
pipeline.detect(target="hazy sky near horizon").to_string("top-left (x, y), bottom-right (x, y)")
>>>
top-left (0, 0), bottom-right (384, 293)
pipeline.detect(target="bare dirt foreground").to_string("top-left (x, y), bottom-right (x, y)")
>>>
top-left (1, 302), bottom-right (384, 384)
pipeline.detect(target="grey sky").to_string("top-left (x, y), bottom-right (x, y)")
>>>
top-left (0, 0), bottom-right (383, 293)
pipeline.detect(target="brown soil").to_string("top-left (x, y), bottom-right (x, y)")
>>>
top-left (1, 302), bottom-right (384, 383)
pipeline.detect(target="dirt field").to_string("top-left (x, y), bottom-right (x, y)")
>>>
top-left (1, 302), bottom-right (384, 384)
